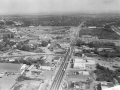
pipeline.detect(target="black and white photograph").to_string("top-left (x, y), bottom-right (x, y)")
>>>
top-left (0, 0), bottom-right (120, 90)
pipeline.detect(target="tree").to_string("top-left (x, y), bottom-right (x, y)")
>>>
top-left (96, 64), bottom-right (106, 70)
top-left (37, 58), bottom-right (45, 65)
top-left (41, 41), bottom-right (48, 47)
top-left (75, 40), bottom-right (83, 46)
top-left (97, 83), bottom-right (102, 90)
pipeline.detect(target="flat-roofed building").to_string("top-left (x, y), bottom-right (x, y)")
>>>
top-left (74, 58), bottom-right (96, 70)
top-left (74, 63), bottom-right (86, 70)
top-left (74, 58), bottom-right (85, 63)
top-left (102, 85), bottom-right (119, 90)
top-left (53, 56), bottom-right (61, 63)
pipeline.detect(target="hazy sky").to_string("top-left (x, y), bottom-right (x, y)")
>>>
top-left (0, 0), bottom-right (120, 14)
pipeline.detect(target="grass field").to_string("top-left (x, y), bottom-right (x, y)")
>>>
top-left (79, 28), bottom-right (120, 40)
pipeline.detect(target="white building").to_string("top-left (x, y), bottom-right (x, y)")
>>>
top-left (40, 66), bottom-right (51, 70)
top-left (20, 64), bottom-right (27, 70)
top-left (88, 26), bottom-right (96, 28)
top-left (60, 43), bottom-right (70, 49)
top-left (103, 85), bottom-right (120, 90)
top-left (74, 63), bottom-right (86, 70)
top-left (74, 58), bottom-right (96, 70)
top-left (8, 58), bottom-right (15, 62)
top-left (78, 71), bottom-right (89, 75)
top-left (74, 58), bottom-right (85, 63)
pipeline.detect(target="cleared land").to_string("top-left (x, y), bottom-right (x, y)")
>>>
top-left (13, 80), bottom-right (41, 90)
top-left (79, 28), bottom-right (120, 40)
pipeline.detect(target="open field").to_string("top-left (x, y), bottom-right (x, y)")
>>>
top-left (0, 75), bottom-right (18, 90)
top-left (0, 63), bottom-right (22, 90)
top-left (79, 28), bottom-right (120, 40)
top-left (13, 80), bottom-right (41, 90)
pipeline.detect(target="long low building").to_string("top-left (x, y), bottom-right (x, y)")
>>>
top-left (103, 85), bottom-right (120, 90)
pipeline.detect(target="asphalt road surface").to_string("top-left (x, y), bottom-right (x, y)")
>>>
top-left (48, 22), bottom-right (84, 90)
top-left (49, 47), bottom-right (73, 90)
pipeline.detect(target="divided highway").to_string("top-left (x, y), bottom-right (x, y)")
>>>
top-left (49, 47), bottom-right (73, 90)
top-left (48, 22), bottom-right (84, 90)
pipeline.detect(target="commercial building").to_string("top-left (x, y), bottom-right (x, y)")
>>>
top-left (53, 56), bottom-right (61, 63)
top-left (73, 58), bottom-right (96, 70)
top-left (102, 85), bottom-right (119, 90)
top-left (40, 66), bottom-right (52, 71)
top-left (88, 26), bottom-right (97, 28)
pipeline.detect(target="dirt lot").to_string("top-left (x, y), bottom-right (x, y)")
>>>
top-left (13, 80), bottom-right (41, 90)
top-left (0, 75), bottom-right (18, 90)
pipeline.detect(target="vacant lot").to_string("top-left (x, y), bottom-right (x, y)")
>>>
top-left (13, 80), bottom-right (41, 90)
top-left (79, 28), bottom-right (120, 40)
top-left (0, 75), bottom-right (18, 90)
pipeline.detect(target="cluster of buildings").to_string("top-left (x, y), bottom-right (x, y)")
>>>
top-left (62, 46), bottom-right (96, 90)
top-left (62, 44), bottom-right (120, 90)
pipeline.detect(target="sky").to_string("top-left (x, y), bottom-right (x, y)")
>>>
top-left (0, 0), bottom-right (120, 14)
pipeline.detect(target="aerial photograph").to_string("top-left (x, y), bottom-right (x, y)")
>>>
top-left (0, 0), bottom-right (120, 90)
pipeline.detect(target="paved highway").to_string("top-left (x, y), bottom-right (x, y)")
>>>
top-left (49, 47), bottom-right (73, 90)
top-left (48, 22), bottom-right (84, 90)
